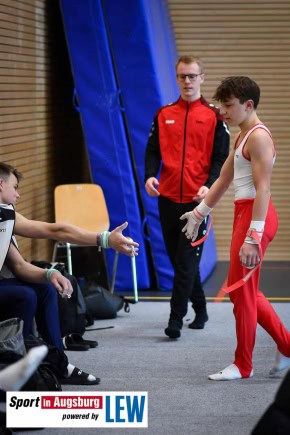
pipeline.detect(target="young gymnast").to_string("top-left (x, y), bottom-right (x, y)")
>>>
top-left (180, 76), bottom-right (290, 380)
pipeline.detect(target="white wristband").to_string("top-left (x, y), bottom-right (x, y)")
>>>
top-left (245, 220), bottom-right (265, 244)
top-left (249, 220), bottom-right (265, 232)
top-left (196, 200), bottom-right (213, 217)
top-left (45, 268), bottom-right (61, 281)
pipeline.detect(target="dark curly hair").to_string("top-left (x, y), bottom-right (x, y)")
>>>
top-left (213, 76), bottom-right (260, 109)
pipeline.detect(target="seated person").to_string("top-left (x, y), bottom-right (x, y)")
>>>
top-left (0, 162), bottom-right (139, 385)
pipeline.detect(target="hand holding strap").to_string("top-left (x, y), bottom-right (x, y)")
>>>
top-left (215, 223), bottom-right (264, 300)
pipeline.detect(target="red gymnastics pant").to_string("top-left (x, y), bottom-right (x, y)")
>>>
top-left (227, 198), bottom-right (290, 378)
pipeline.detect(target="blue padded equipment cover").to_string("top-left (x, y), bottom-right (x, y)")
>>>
top-left (60, 0), bottom-right (150, 290)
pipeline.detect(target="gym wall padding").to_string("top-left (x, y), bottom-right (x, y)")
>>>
top-left (102, 0), bottom-right (179, 291)
top-left (60, 0), bottom-right (217, 290)
top-left (59, 0), bottom-right (150, 290)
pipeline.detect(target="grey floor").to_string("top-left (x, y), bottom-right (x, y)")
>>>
top-left (15, 299), bottom-right (290, 435)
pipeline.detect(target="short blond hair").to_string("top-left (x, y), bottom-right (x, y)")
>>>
top-left (175, 55), bottom-right (204, 73)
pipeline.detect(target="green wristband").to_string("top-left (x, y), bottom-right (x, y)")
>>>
top-left (101, 231), bottom-right (111, 249)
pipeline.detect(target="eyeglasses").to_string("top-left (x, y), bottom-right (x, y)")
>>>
top-left (177, 73), bottom-right (202, 82)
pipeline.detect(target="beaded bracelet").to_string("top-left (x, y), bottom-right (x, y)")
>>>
top-left (96, 232), bottom-right (102, 251)
top-left (45, 268), bottom-right (61, 281)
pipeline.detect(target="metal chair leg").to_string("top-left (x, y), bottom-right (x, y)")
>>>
top-left (52, 242), bottom-right (58, 263)
top-left (66, 242), bottom-right (73, 275)
top-left (110, 251), bottom-right (119, 293)
top-left (110, 251), bottom-right (138, 302)
top-left (131, 255), bottom-right (138, 302)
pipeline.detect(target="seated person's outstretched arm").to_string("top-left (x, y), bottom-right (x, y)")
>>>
top-left (14, 214), bottom-right (139, 257)
top-left (5, 244), bottom-right (73, 298)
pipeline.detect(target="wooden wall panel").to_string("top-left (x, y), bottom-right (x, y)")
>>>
top-left (168, 0), bottom-right (290, 260)
top-left (0, 0), bottom-right (89, 262)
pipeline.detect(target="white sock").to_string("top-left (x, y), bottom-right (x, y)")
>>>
top-left (269, 350), bottom-right (290, 376)
top-left (208, 363), bottom-right (253, 381)
top-left (0, 345), bottom-right (48, 391)
top-left (67, 363), bottom-right (96, 382)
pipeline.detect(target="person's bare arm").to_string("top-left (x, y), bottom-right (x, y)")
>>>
top-left (6, 244), bottom-right (73, 297)
top-left (247, 130), bottom-right (274, 221)
top-left (239, 130), bottom-right (274, 268)
top-left (14, 214), bottom-right (138, 256)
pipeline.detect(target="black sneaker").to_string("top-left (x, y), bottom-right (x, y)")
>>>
top-left (188, 310), bottom-right (209, 330)
top-left (164, 321), bottom-right (182, 339)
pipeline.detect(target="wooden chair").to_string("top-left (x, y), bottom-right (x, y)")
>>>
top-left (52, 183), bottom-right (138, 301)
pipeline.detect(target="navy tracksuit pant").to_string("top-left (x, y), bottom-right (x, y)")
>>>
top-left (0, 278), bottom-right (63, 351)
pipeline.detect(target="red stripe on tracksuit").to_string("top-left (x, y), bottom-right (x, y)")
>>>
top-left (228, 198), bottom-right (290, 377)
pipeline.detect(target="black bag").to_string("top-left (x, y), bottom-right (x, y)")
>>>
top-left (54, 263), bottom-right (88, 336)
top-left (0, 318), bottom-right (61, 392)
top-left (31, 261), bottom-right (88, 337)
top-left (24, 335), bottom-right (68, 379)
top-left (23, 364), bottom-right (62, 392)
top-left (0, 350), bottom-right (62, 392)
top-left (83, 282), bottom-right (132, 320)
